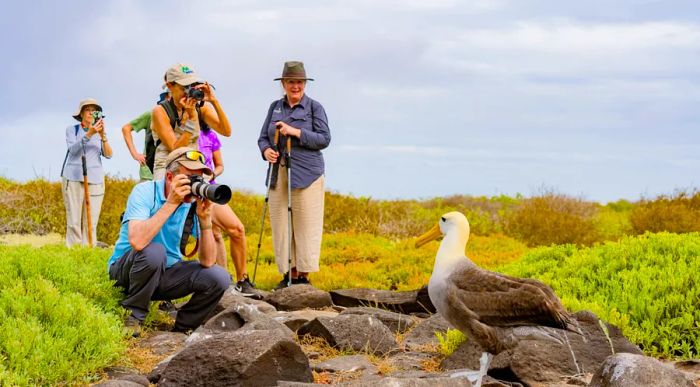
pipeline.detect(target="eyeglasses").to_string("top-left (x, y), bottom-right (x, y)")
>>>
top-left (167, 150), bottom-right (206, 169)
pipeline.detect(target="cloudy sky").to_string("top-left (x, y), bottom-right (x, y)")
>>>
top-left (1, 0), bottom-right (699, 202)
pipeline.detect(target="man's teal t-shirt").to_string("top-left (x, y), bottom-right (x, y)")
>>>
top-left (130, 111), bottom-right (154, 181)
top-left (108, 179), bottom-right (198, 271)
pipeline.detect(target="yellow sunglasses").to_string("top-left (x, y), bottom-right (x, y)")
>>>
top-left (167, 150), bottom-right (206, 169)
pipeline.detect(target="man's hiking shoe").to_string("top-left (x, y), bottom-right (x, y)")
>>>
top-left (158, 300), bottom-right (178, 313)
top-left (124, 315), bottom-right (142, 338)
top-left (234, 277), bottom-right (262, 299)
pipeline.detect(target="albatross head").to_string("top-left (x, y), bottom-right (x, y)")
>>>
top-left (415, 211), bottom-right (470, 248)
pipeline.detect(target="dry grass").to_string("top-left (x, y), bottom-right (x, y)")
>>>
top-left (504, 191), bottom-right (601, 246)
top-left (630, 190), bottom-right (700, 234)
top-left (0, 233), bottom-right (63, 247)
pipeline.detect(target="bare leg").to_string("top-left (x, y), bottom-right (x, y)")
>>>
top-left (212, 224), bottom-right (227, 269)
top-left (212, 204), bottom-right (247, 281)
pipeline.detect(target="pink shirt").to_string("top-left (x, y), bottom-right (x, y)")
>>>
top-left (198, 129), bottom-right (222, 183)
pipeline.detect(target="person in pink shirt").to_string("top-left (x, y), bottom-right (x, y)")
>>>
top-left (199, 126), bottom-right (260, 298)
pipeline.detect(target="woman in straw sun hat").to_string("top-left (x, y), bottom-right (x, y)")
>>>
top-left (257, 61), bottom-right (331, 290)
top-left (60, 98), bottom-right (112, 247)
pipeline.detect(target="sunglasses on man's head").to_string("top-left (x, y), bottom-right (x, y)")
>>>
top-left (181, 150), bottom-right (205, 164)
top-left (167, 150), bottom-right (206, 170)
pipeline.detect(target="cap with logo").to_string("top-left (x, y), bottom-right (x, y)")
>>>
top-left (165, 63), bottom-right (203, 86)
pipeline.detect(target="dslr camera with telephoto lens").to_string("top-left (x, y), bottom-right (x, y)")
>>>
top-left (188, 175), bottom-right (231, 205)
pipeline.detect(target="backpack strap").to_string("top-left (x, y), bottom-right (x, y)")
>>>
top-left (180, 202), bottom-right (199, 258)
top-left (60, 124), bottom-right (81, 178)
top-left (158, 99), bottom-right (180, 129)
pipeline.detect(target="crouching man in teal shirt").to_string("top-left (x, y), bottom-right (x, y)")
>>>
top-left (108, 147), bottom-right (230, 335)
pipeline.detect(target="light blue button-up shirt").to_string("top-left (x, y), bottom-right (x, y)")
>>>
top-left (61, 124), bottom-right (111, 183)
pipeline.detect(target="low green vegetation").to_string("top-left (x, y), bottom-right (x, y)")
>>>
top-left (0, 245), bottom-right (125, 385)
top-left (499, 232), bottom-right (700, 359)
top-left (2, 176), bottom-right (700, 383)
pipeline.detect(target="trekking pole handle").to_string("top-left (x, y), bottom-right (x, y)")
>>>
top-left (286, 137), bottom-right (291, 153)
top-left (273, 127), bottom-right (280, 149)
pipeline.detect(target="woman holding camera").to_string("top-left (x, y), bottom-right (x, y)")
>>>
top-left (151, 63), bottom-right (231, 180)
top-left (257, 61), bottom-right (331, 289)
top-left (60, 98), bottom-right (112, 247)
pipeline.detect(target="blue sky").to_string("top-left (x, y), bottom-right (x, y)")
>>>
top-left (1, 0), bottom-right (699, 202)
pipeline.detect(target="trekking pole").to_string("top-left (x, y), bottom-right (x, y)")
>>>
top-left (252, 128), bottom-right (280, 285)
top-left (81, 143), bottom-right (94, 247)
top-left (286, 136), bottom-right (293, 287)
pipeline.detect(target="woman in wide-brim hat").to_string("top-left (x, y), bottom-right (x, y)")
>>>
top-left (257, 61), bottom-right (331, 290)
top-left (60, 98), bottom-right (112, 247)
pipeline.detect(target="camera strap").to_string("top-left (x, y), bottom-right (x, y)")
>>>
top-left (180, 202), bottom-right (199, 258)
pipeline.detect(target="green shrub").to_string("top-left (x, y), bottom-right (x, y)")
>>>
top-left (504, 192), bottom-right (601, 246)
top-left (0, 245), bottom-right (125, 385)
top-left (630, 191), bottom-right (700, 234)
top-left (499, 232), bottom-right (700, 359)
top-left (436, 328), bottom-right (468, 356)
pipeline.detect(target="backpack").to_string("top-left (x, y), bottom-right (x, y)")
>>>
top-left (147, 100), bottom-right (209, 174)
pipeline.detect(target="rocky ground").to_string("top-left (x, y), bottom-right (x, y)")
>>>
top-left (96, 285), bottom-right (700, 387)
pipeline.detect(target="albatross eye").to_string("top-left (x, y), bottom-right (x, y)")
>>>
top-left (441, 216), bottom-right (446, 222)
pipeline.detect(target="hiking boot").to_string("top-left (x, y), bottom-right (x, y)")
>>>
top-left (158, 300), bottom-right (178, 313)
top-left (292, 276), bottom-right (311, 286)
top-left (124, 315), bottom-right (142, 338)
top-left (274, 272), bottom-right (291, 291)
top-left (234, 276), bottom-right (262, 300)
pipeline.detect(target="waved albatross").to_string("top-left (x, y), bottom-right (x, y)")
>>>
top-left (416, 212), bottom-right (581, 387)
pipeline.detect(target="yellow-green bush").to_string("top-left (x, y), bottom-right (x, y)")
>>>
top-left (499, 232), bottom-right (700, 359)
top-left (630, 191), bottom-right (700, 234)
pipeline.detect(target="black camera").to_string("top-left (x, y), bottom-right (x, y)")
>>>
top-left (188, 175), bottom-right (231, 205)
top-left (186, 86), bottom-right (205, 101)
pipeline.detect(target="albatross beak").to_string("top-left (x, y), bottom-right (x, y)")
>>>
top-left (415, 223), bottom-right (442, 248)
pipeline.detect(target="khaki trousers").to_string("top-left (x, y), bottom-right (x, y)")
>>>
top-left (269, 166), bottom-right (325, 274)
top-left (62, 177), bottom-right (104, 247)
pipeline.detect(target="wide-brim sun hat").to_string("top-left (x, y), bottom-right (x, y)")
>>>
top-left (72, 98), bottom-right (102, 121)
top-left (274, 61), bottom-right (314, 81)
top-left (165, 147), bottom-right (213, 176)
top-left (165, 63), bottom-right (203, 86)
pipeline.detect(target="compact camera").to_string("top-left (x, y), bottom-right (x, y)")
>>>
top-left (186, 86), bottom-right (205, 101)
top-left (92, 111), bottom-right (105, 124)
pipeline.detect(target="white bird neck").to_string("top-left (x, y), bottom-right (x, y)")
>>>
top-left (434, 228), bottom-right (468, 273)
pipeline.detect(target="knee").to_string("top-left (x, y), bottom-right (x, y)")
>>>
top-left (138, 243), bottom-right (167, 270)
top-left (226, 223), bottom-right (246, 241)
top-left (201, 265), bottom-right (231, 292)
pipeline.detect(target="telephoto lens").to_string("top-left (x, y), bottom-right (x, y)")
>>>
top-left (188, 175), bottom-right (232, 205)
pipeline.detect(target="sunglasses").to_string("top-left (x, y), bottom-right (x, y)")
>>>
top-left (167, 150), bottom-right (206, 169)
